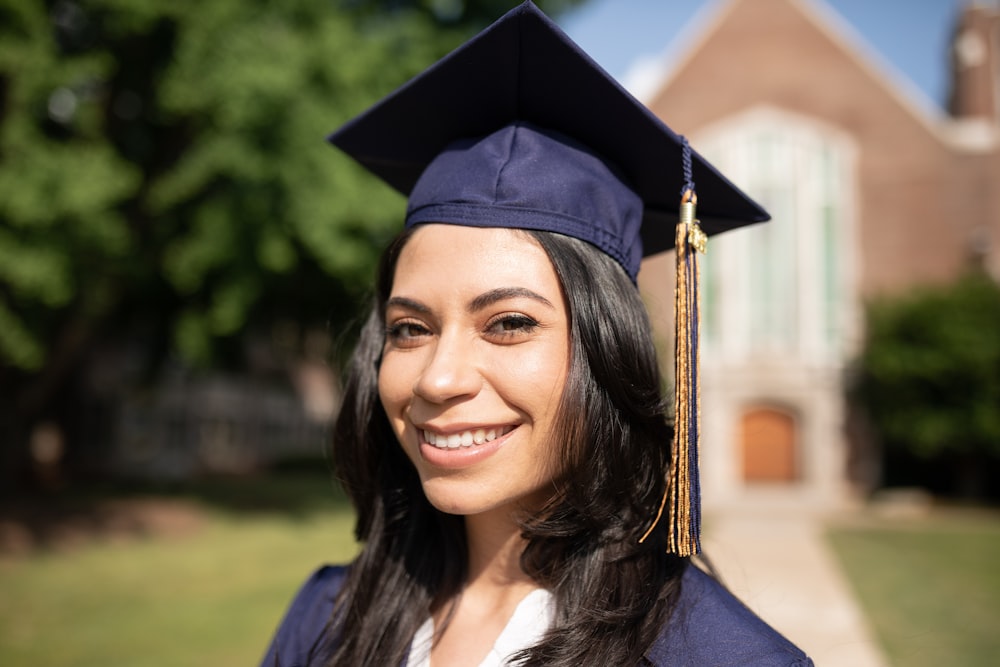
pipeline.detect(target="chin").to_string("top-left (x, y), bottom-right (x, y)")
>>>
top-left (419, 479), bottom-right (550, 520)
top-left (421, 486), bottom-right (496, 517)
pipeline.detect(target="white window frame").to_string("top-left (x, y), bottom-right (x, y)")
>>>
top-left (694, 106), bottom-right (860, 366)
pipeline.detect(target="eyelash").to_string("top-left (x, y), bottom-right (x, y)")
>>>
top-left (384, 313), bottom-right (539, 343)
top-left (385, 320), bottom-right (430, 342)
top-left (485, 313), bottom-right (539, 338)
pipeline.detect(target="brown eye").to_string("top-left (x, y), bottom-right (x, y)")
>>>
top-left (486, 314), bottom-right (539, 337)
top-left (386, 320), bottom-right (431, 342)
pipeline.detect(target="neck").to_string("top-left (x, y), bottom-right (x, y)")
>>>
top-left (427, 509), bottom-right (548, 665)
top-left (463, 507), bottom-right (535, 591)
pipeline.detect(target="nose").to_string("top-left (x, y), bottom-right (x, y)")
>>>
top-left (413, 331), bottom-right (482, 404)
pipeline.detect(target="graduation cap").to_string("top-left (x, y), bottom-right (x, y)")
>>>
top-left (329, 0), bottom-right (770, 556)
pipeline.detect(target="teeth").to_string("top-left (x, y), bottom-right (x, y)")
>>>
top-left (424, 426), bottom-right (512, 449)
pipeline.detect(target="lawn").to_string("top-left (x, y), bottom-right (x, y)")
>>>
top-left (3, 475), bottom-right (999, 667)
top-left (827, 508), bottom-right (1000, 667)
top-left (0, 473), bottom-right (358, 667)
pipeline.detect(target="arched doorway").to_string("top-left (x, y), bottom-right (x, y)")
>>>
top-left (741, 407), bottom-right (798, 483)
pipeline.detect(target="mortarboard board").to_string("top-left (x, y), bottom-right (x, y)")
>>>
top-left (328, 0), bottom-right (770, 556)
top-left (329, 0), bottom-right (768, 281)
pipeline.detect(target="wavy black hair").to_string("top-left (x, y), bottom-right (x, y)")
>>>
top-left (321, 228), bottom-right (686, 666)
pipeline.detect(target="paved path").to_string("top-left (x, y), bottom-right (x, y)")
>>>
top-left (702, 511), bottom-right (889, 666)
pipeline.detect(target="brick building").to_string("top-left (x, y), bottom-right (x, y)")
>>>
top-left (635, 0), bottom-right (1000, 510)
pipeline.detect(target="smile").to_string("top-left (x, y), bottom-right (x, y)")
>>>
top-left (422, 425), bottom-right (515, 449)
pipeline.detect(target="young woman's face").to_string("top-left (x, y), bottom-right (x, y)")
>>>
top-left (378, 225), bottom-right (570, 518)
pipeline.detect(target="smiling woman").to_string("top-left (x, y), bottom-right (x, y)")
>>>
top-left (379, 226), bottom-right (569, 520)
top-left (260, 2), bottom-right (812, 666)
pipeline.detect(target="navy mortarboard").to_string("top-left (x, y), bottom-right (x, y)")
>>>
top-left (328, 1), bottom-right (770, 556)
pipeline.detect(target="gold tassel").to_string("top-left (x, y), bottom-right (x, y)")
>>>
top-left (669, 189), bottom-right (704, 556)
top-left (640, 188), bottom-right (705, 556)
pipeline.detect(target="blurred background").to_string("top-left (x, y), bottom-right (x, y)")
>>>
top-left (1, 0), bottom-right (997, 665)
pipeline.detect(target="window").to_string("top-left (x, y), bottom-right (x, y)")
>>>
top-left (697, 108), bottom-right (855, 364)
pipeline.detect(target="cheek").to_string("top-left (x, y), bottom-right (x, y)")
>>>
top-left (377, 355), bottom-right (408, 421)
top-left (505, 348), bottom-right (569, 419)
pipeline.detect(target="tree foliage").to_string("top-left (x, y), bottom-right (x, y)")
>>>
top-left (0, 0), bottom-right (580, 476)
top-left (2, 0), bottom-right (451, 373)
top-left (856, 272), bottom-right (1000, 464)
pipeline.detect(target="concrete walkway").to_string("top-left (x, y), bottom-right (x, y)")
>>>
top-left (702, 509), bottom-right (889, 666)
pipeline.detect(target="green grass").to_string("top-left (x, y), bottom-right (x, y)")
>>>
top-left (6, 476), bottom-right (1000, 667)
top-left (827, 509), bottom-right (1000, 667)
top-left (0, 474), bottom-right (358, 667)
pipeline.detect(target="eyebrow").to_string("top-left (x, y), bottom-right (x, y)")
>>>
top-left (468, 287), bottom-right (554, 313)
top-left (385, 296), bottom-right (431, 314)
top-left (385, 287), bottom-right (555, 316)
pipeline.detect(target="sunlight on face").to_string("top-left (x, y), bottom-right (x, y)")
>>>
top-left (377, 225), bottom-right (571, 518)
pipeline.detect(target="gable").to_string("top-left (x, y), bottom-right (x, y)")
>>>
top-left (644, 0), bottom-right (945, 149)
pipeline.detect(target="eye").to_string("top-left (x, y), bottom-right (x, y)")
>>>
top-left (386, 319), bottom-right (432, 345)
top-left (485, 313), bottom-right (539, 339)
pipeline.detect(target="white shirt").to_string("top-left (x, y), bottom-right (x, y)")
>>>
top-left (407, 588), bottom-right (555, 667)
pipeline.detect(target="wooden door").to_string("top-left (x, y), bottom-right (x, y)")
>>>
top-left (741, 407), bottom-right (797, 483)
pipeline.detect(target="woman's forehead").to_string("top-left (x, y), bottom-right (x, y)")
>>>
top-left (390, 225), bottom-right (559, 298)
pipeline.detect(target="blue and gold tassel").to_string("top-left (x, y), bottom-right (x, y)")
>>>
top-left (641, 137), bottom-right (704, 556)
top-left (669, 183), bottom-right (704, 556)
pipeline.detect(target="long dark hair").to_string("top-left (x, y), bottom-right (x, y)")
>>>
top-left (322, 228), bottom-right (686, 666)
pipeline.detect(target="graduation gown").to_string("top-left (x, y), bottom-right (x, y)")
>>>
top-left (260, 563), bottom-right (813, 666)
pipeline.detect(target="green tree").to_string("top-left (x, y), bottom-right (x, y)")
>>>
top-left (0, 0), bottom-right (579, 486)
top-left (856, 272), bottom-right (1000, 496)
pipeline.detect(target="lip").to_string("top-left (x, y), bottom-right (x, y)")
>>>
top-left (416, 424), bottom-right (518, 470)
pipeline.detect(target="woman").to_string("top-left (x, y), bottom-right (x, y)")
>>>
top-left (262, 3), bottom-right (813, 665)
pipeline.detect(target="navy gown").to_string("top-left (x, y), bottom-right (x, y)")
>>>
top-left (261, 563), bottom-right (814, 666)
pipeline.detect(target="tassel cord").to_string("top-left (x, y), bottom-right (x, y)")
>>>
top-left (668, 188), bottom-right (703, 556)
top-left (639, 138), bottom-right (703, 556)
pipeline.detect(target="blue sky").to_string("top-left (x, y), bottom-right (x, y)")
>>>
top-left (557, 0), bottom-right (970, 111)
